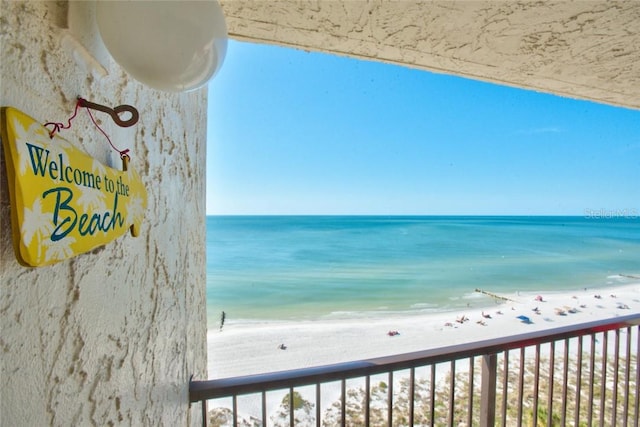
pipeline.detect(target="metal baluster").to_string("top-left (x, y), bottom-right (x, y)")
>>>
top-left (340, 380), bottom-right (346, 427)
top-left (409, 368), bottom-right (415, 426)
top-left (547, 341), bottom-right (555, 427)
top-left (622, 327), bottom-right (632, 427)
top-left (448, 360), bottom-right (455, 427)
top-left (561, 338), bottom-right (569, 426)
top-left (233, 395), bottom-right (238, 427)
top-left (501, 351), bottom-right (509, 427)
top-left (599, 331), bottom-right (608, 427)
top-left (588, 333), bottom-right (596, 427)
top-left (468, 356), bottom-right (474, 426)
top-left (480, 353), bottom-right (496, 427)
top-left (316, 383), bottom-right (321, 427)
top-left (634, 326), bottom-right (639, 427)
top-left (517, 347), bottom-right (525, 427)
top-left (289, 387), bottom-right (294, 427)
top-left (201, 400), bottom-right (207, 427)
top-left (575, 335), bottom-right (583, 426)
top-left (612, 329), bottom-right (620, 426)
top-left (388, 371), bottom-right (394, 427)
top-left (532, 344), bottom-right (540, 427)
top-left (365, 375), bottom-right (370, 427)
top-left (430, 364), bottom-right (436, 427)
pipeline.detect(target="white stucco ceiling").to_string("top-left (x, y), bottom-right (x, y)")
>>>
top-left (220, 0), bottom-right (640, 110)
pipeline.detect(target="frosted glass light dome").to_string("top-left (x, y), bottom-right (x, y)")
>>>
top-left (96, 0), bottom-right (227, 92)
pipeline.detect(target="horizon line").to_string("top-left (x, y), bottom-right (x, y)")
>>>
top-left (206, 212), bottom-right (639, 218)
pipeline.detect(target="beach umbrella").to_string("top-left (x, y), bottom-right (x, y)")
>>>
top-left (516, 315), bottom-right (533, 324)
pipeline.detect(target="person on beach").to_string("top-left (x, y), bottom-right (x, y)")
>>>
top-left (456, 315), bottom-right (468, 323)
top-left (220, 311), bottom-right (226, 331)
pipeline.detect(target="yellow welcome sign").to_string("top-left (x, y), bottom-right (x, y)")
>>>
top-left (1, 107), bottom-right (147, 267)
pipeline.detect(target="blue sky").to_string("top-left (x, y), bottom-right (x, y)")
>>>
top-left (206, 40), bottom-right (640, 216)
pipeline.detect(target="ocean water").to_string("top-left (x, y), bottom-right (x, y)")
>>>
top-left (205, 216), bottom-right (640, 327)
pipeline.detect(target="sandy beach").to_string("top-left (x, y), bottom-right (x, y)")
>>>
top-left (208, 283), bottom-right (640, 379)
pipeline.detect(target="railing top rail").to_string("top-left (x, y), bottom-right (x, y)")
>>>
top-left (190, 313), bottom-right (640, 402)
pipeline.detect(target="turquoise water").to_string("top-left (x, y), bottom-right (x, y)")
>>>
top-left (206, 216), bottom-right (640, 326)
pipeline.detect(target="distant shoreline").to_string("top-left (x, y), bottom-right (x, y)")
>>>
top-left (206, 278), bottom-right (637, 328)
top-left (207, 283), bottom-right (640, 380)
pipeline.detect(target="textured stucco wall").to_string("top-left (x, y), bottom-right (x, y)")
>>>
top-left (221, 0), bottom-right (640, 111)
top-left (0, 2), bottom-right (206, 425)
